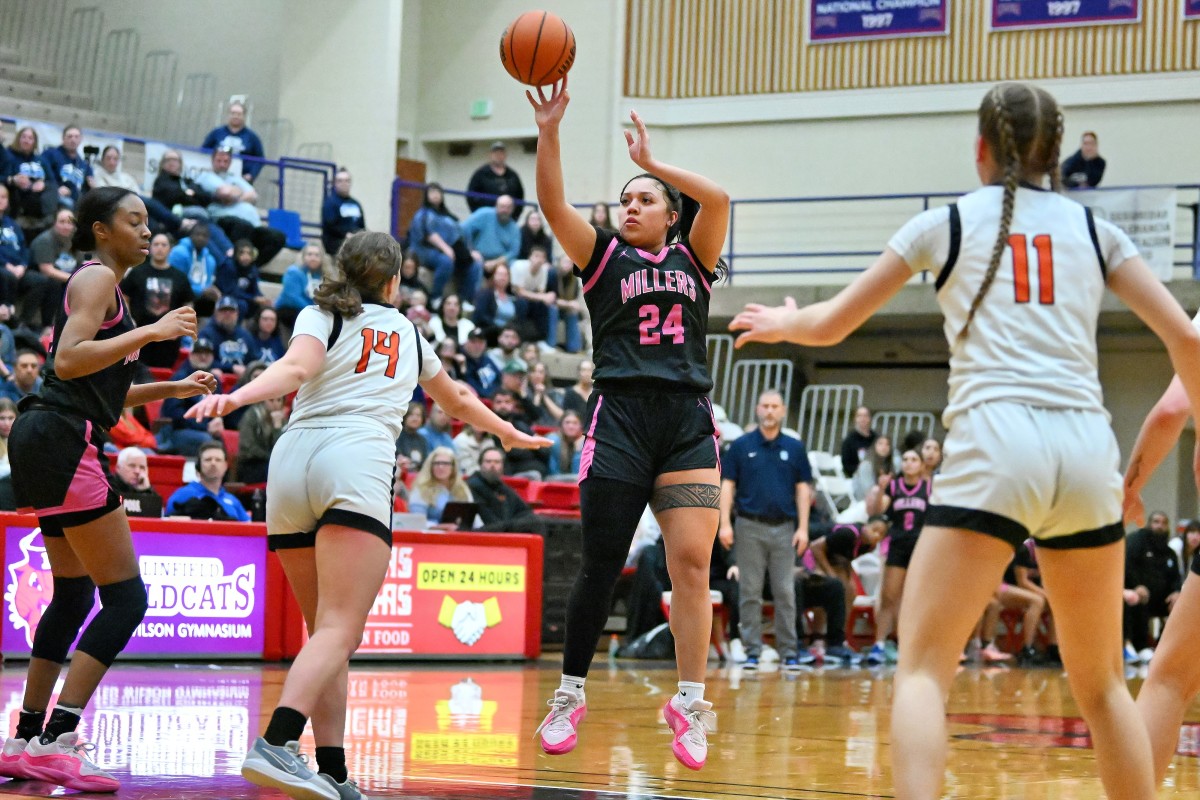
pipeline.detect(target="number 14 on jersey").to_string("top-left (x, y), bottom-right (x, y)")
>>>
top-left (639, 304), bottom-right (685, 345)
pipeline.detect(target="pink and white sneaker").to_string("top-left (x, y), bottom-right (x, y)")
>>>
top-left (20, 732), bottom-right (119, 792)
top-left (0, 737), bottom-right (34, 779)
top-left (662, 696), bottom-right (716, 771)
top-left (535, 689), bottom-right (586, 755)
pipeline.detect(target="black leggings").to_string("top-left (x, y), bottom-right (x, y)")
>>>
top-left (562, 477), bottom-right (652, 677)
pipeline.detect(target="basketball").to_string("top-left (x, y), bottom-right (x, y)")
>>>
top-left (499, 10), bottom-right (576, 87)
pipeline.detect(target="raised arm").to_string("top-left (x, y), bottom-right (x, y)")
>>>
top-left (729, 248), bottom-right (913, 348)
top-left (527, 77), bottom-right (596, 268)
top-left (422, 370), bottom-right (550, 452)
top-left (184, 335), bottom-right (326, 421)
top-left (623, 110), bottom-right (729, 270)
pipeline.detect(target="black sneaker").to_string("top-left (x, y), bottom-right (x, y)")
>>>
top-left (1017, 646), bottom-right (1045, 667)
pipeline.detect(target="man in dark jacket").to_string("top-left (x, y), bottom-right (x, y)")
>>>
top-left (465, 446), bottom-right (545, 535)
top-left (466, 142), bottom-right (524, 212)
top-left (1124, 510), bottom-right (1182, 662)
top-left (1061, 131), bottom-right (1106, 189)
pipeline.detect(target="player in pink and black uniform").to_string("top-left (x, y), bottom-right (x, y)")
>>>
top-left (0, 187), bottom-right (214, 793)
top-left (863, 449), bottom-right (931, 664)
top-left (528, 77), bottom-right (730, 770)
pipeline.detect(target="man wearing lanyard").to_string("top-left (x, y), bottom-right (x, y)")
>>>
top-left (718, 389), bottom-right (813, 671)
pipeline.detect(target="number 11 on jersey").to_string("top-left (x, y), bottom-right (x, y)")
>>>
top-left (639, 304), bottom-right (685, 345)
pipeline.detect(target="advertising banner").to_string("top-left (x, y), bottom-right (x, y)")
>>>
top-left (2, 526), bottom-right (267, 659)
top-left (809, 0), bottom-right (949, 43)
top-left (991, 0), bottom-right (1141, 30)
top-left (361, 541), bottom-right (530, 658)
top-left (1072, 187), bottom-right (1178, 281)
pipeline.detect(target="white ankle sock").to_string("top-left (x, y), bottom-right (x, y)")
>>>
top-left (677, 681), bottom-right (705, 704)
top-left (559, 675), bottom-right (586, 696)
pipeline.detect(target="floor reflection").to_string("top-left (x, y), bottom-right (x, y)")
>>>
top-left (0, 661), bottom-right (1192, 798)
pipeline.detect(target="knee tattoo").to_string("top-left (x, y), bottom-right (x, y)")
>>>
top-left (651, 483), bottom-right (720, 513)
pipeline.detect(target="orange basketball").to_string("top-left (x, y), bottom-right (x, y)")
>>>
top-left (500, 10), bottom-right (576, 87)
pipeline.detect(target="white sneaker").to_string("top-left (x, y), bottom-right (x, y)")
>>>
top-left (0, 737), bottom-right (32, 779)
top-left (1138, 647), bottom-right (1155, 664)
top-left (729, 638), bottom-right (746, 663)
top-left (21, 732), bottom-right (120, 792)
top-left (535, 689), bottom-right (587, 755)
top-left (663, 696), bottom-right (716, 770)
top-left (761, 645), bottom-right (779, 664)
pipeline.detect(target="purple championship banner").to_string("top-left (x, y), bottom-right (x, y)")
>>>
top-left (809, 0), bottom-right (950, 43)
top-left (1187, 0), bottom-right (1200, 19)
top-left (2, 526), bottom-right (267, 659)
top-left (991, 0), bottom-right (1141, 30)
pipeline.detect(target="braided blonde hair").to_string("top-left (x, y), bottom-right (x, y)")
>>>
top-left (959, 83), bottom-right (1064, 341)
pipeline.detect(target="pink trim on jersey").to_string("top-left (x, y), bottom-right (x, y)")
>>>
top-left (704, 397), bottom-right (721, 472)
top-left (582, 238), bottom-right (619, 294)
top-left (891, 476), bottom-right (928, 497)
top-left (634, 245), bottom-right (673, 264)
top-left (576, 395), bottom-right (604, 483)
top-left (38, 421), bottom-right (112, 516)
top-left (673, 244), bottom-right (712, 293)
top-left (62, 261), bottom-right (126, 329)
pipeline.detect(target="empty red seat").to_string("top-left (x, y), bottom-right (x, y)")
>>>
top-left (538, 482), bottom-right (580, 510)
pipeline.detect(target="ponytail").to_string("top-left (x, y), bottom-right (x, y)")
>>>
top-left (961, 82), bottom-right (1063, 342)
top-left (313, 231), bottom-right (402, 318)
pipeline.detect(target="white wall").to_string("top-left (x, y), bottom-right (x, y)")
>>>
top-left (67, 0), bottom-right (285, 134)
top-left (278, 0), bottom-right (403, 233)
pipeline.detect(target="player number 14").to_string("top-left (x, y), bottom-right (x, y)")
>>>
top-left (639, 304), bottom-right (685, 344)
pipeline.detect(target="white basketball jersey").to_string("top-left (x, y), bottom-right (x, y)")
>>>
top-left (889, 185), bottom-right (1139, 427)
top-left (287, 303), bottom-right (441, 439)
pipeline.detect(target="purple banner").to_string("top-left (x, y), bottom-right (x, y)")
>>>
top-left (1187, 0), bottom-right (1200, 19)
top-left (809, 0), bottom-right (950, 43)
top-left (2, 526), bottom-right (267, 658)
top-left (991, 0), bottom-right (1141, 30)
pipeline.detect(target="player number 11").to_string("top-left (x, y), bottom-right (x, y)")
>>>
top-left (639, 304), bottom-right (685, 344)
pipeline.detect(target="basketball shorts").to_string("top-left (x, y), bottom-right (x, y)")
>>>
top-left (9, 408), bottom-right (122, 536)
top-left (578, 391), bottom-right (720, 487)
top-left (265, 424), bottom-right (396, 550)
top-left (926, 402), bottom-right (1123, 550)
top-left (885, 534), bottom-right (919, 569)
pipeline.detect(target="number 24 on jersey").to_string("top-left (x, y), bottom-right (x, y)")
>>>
top-left (639, 304), bottom-right (685, 345)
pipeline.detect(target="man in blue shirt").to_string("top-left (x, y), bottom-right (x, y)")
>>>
top-left (40, 126), bottom-right (93, 210)
top-left (462, 194), bottom-right (521, 276)
top-left (195, 149), bottom-right (286, 267)
top-left (461, 328), bottom-right (502, 399)
top-left (719, 389), bottom-right (813, 671)
top-left (166, 441), bottom-right (250, 521)
top-left (199, 295), bottom-right (259, 375)
top-left (419, 403), bottom-right (457, 452)
top-left (201, 102), bottom-right (266, 182)
top-left (320, 169), bottom-right (365, 256)
top-left (39, 126), bottom-right (91, 211)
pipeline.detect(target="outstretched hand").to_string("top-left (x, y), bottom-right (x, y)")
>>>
top-left (174, 371), bottom-right (218, 399)
top-left (185, 392), bottom-right (242, 422)
top-left (728, 297), bottom-right (800, 348)
top-left (500, 429), bottom-right (553, 452)
top-left (624, 110), bottom-right (655, 170)
top-left (526, 76), bottom-right (569, 129)
top-left (1122, 487), bottom-right (1145, 528)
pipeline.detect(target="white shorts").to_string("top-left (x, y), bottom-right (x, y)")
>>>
top-left (927, 402), bottom-right (1124, 549)
top-left (265, 424), bottom-right (395, 549)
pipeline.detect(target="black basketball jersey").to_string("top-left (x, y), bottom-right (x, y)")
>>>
top-left (574, 225), bottom-right (713, 393)
top-left (885, 476), bottom-right (931, 539)
top-left (39, 262), bottom-right (141, 428)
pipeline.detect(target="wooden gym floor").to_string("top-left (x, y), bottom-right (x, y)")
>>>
top-left (0, 658), bottom-right (1195, 798)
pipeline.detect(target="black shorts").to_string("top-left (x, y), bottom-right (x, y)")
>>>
top-left (9, 408), bottom-right (122, 536)
top-left (578, 391), bottom-right (719, 487)
top-left (885, 534), bottom-right (919, 569)
top-left (1192, 549), bottom-right (1200, 577)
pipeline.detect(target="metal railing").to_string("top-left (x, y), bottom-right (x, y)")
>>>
top-left (0, 116), bottom-right (335, 241)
